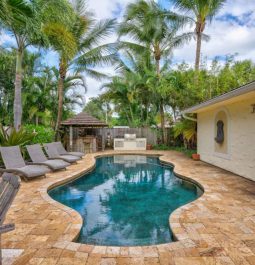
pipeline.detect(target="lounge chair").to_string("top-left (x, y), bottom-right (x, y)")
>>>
top-left (0, 146), bottom-right (50, 181)
top-left (53, 141), bottom-right (84, 157)
top-left (26, 144), bottom-right (70, 171)
top-left (0, 173), bottom-right (20, 263)
top-left (43, 143), bottom-right (80, 163)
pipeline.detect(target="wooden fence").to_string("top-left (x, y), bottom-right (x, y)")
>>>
top-left (64, 127), bottom-right (174, 153)
top-left (66, 127), bottom-right (160, 153)
top-left (97, 127), bottom-right (158, 146)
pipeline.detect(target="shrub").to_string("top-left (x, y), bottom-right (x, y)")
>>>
top-left (0, 125), bottom-right (35, 147)
top-left (0, 125), bottom-right (36, 164)
top-left (153, 144), bottom-right (196, 158)
top-left (153, 144), bottom-right (171, 150)
top-left (24, 125), bottom-right (54, 144)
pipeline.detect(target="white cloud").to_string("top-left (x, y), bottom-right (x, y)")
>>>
top-left (87, 0), bottom-right (134, 20)
top-left (0, 31), bottom-right (16, 47)
top-left (219, 0), bottom-right (255, 17)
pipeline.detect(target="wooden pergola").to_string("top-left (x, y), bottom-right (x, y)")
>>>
top-left (61, 112), bottom-right (108, 152)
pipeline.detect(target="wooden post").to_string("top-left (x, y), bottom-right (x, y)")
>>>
top-left (70, 126), bottom-right (73, 151)
top-left (102, 128), bottom-right (105, 151)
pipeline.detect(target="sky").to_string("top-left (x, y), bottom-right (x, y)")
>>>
top-left (1, 0), bottom-right (255, 112)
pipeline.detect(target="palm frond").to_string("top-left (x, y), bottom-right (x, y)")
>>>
top-left (79, 19), bottom-right (116, 51)
top-left (43, 22), bottom-right (77, 60)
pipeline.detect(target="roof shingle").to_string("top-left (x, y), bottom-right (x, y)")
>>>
top-left (61, 112), bottom-right (108, 127)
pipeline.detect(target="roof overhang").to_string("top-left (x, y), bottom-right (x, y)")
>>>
top-left (182, 81), bottom-right (255, 114)
top-left (61, 124), bottom-right (108, 127)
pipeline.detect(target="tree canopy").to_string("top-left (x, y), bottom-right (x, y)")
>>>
top-left (0, 0), bottom-right (254, 148)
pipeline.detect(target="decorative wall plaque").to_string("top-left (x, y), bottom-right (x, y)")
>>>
top-left (215, 120), bottom-right (224, 144)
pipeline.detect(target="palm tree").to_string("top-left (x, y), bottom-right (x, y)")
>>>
top-left (0, 0), bottom-right (35, 130)
top-left (172, 0), bottom-right (226, 71)
top-left (102, 51), bottom-right (156, 127)
top-left (46, 0), bottom-right (116, 138)
top-left (118, 0), bottom-right (194, 143)
top-left (0, 0), bottom-right (75, 130)
top-left (118, 0), bottom-right (193, 76)
top-left (23, 63), bottom-right (86, 127)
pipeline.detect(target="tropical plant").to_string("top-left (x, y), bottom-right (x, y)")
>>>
top-left (173, 119), bottom-right (197, 148)
top-left (0, 48), bottom-right (16, 125)
top-left (24, 125), bottom-right (54, 144)
top-left (0, 125), bottom-right (35, 146)
top-left (102, 51), bottom-right (157, 127)
top-left (172, 0), bottom-right (226, 71)
top-left (0, 0), bottom-right (76, 130)
top-left (46, 0), bottom-right (116, 138)
top-left (118, 0), bottom-right (194, 143)
top-left (0, 0), bottom-right (36, 130)
top-left (83, 97), bottom-right (112, 124)
top-left (119, 0), bottom-right (192, 76)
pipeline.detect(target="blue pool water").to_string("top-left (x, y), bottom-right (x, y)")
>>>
top-left (49, 155), bottom-right (202, 246)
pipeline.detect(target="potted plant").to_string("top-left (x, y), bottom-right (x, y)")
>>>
top-left (192, 153), bottom-right (200, 161)
top-left (146, 144), bottom-right (152, 150)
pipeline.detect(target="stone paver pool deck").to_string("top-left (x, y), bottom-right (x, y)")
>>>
top-left (3, 150), bottom-right (255, 265)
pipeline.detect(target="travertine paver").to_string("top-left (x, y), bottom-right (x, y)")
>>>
top-left (2, 150), bottom-right (255, 265)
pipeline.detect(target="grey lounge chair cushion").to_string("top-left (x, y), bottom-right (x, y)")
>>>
top-left (58, 155), bottom-right (80, 163)
top-left (43, 143), bottom-right (80, 163)
top-left (26, 144), bottom-right (70, 170)
top-left (13, 165), bottom-right (50, 178)
top-left (40, 159), bottom-right (70, 170)
top-left (0, 146), bottom-right (50, 179)
top-left (53, 142), bottom-right (84, 157)
top-left (67, 151), bottom-right (84, 157)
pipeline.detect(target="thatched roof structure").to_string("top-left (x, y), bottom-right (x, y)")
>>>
top-left (61, 112), bottom-right (108, 127)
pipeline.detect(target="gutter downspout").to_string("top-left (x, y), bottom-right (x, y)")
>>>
top-left (182, 113), bottom-right (197, 122)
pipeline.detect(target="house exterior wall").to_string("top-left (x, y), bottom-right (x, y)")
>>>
top-left (197, 96), bottom-right (255, 181)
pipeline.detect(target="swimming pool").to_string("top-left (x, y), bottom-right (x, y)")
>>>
top-left (49, 155), bottom-right (202, 246)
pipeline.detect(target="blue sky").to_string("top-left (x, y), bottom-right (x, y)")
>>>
top-left (1, 0), bottom-right (255, 110)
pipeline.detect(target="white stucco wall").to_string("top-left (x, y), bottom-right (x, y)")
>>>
top-left (197, 95), bottom-right (255, 181)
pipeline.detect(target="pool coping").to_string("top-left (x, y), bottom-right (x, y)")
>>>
top-left (40, 151), bottom-right (205, 252)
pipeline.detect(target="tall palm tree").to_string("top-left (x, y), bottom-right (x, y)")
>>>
top-left (0, 0), bottom-right (74, 130)
top-left (118, 0), bottom-right (193, 143)
top-left (172, 0), bottom-right (226, 71)
top-left (46, 0), bottom-right (116, 138)
top-left (0, 0), bottom-right (35, 130)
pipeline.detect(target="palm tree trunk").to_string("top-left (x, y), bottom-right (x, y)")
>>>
top-left (160, 102), bottom-right (167, 144)
top-left (14, 49), bottom-right (24, 130)
top-left (125, 110), bottom-right (131, 126)
top-left (156, 59), bottom-right (160, 77)
top-left (195, 31), bottom-right (202, 72)
top-left (129, 104), bottom-right (134, 125)
top-left (55, 59), bottom-right (67, 139)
